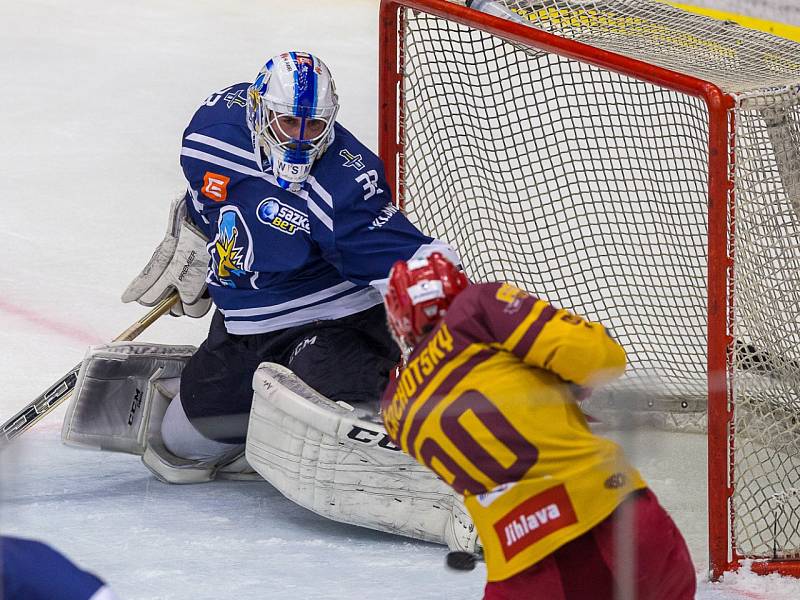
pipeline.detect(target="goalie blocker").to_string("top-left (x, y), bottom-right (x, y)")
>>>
top-left (61, 342), bottom-right (256, 483)
top-left (62, 342), bottom-right (195, 455)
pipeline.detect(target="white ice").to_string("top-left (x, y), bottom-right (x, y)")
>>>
top-left (2, 1), bottom-right (800, 598)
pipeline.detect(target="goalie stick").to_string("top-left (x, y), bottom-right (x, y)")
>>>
top-left (0, 292), bottom-right (179, 450)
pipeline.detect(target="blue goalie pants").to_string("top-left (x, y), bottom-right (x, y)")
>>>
top-left (180, 305), bottom-right (400, 444)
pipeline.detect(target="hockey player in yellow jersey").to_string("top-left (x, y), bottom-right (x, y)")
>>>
top-left (381, 253), bottom-right (695, 600)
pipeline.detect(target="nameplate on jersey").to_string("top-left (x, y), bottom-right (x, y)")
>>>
top-left (256, 198), bottom-right (310, 236)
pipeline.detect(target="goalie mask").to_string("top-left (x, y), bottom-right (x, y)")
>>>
top-left (385, 253), bottom-right (469, 349)
top-left (247, 52), bottom-right (339, 191)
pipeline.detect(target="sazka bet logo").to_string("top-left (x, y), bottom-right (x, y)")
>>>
top-left (257, 198), bottom-right (310, 236)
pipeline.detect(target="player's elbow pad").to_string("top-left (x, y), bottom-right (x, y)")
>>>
top-left (547, 333), bottom-right (627, 387)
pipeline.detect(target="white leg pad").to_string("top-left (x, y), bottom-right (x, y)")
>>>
top-left (141, 440), bottom-right (252, 484)
top-left (246, 362), bottom-right (478, 552)
top-left (141, 396), bottom-right (260, 484)
top-left (61, 342), bottom-right (196, 454)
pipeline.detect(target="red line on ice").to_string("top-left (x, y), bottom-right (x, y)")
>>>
top-left (0, 299), bottom-right (100, 345)
top-left (727, 587), bottom-right (770, 600)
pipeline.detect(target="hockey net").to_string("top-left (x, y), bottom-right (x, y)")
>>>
top-left (379, 0), bottom-right (800, 579)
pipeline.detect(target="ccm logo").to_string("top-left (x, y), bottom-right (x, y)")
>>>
top-left (127, 388), bottom-right (143, 426)
top-left (202, 172), bottom-right (230, 202)
top-left (346, 425), bottom-right (402, 452)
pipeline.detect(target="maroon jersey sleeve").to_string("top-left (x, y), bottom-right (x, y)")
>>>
top-left (444, 282), bottom-right (553, 355)
top-left (446, 282), bottom-right (625, 387)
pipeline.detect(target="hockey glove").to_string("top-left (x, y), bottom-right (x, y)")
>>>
top-left (122, 195), bottom-right (212, 318)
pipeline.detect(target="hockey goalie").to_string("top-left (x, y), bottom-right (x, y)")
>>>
top-left (60, 50), bottom-right (476, 555)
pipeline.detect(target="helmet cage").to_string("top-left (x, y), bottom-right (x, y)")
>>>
top-left (247, 52), bottom-right (339, 190)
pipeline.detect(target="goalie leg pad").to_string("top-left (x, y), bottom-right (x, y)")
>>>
top-left (141, 439), bottom-right (256, 484)
top-left (140, 394), bottom-right (261, 484)
top-left (61, 342), bottom-right (196, 455)
top-left (246, 362), bottom-right (478, 552)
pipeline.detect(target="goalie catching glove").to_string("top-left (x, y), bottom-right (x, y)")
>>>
top-left (122, 195), bottom-right (211, 318)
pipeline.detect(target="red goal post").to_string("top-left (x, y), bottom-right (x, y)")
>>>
top-left (378, 0), bottom-right (800, 581)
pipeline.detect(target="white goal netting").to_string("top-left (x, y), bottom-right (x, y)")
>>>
top-left (389, 0), bottom-right (800, 563)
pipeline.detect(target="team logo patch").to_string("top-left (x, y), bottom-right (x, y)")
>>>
top-left (202, 171), bottom-right (230, 202)
top-left (339, 149), bottom-right (365, 170)
top-left (493, 484), bottom-right (577, 561)
top-left (210, 206), bottom-right (253, 288)
top-left (495, 283), bottom-right (528, 314)
top-left (256, 198), bottom-right (310, 236)
top-left (224, 89), bottom-right (247, 108)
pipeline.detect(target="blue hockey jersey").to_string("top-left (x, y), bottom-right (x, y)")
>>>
top-left (2, 536), bottom-right (118, 600)
top-left (180, 82), bottom-right (457, 335)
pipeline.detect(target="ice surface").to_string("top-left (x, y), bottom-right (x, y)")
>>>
top-left (2, 0), bottom-right (800, 598)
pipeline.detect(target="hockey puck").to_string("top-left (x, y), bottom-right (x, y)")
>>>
top-left (446, 551), bottom-right (477, 571)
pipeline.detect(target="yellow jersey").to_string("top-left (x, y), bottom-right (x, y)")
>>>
top-left (381, 282), bottom-right (646, 581)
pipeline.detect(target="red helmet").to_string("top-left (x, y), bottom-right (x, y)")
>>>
top-left (385, 253), bottom-right (469, 348)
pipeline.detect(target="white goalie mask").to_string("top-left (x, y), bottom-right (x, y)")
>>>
top-left (247, 52), bottom-right (339, 191)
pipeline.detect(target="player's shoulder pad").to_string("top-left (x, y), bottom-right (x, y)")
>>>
top-left (186, 82), bottom-right (252, 130)
top-left (311, 123), bottom-right (387, 207)
top-left (457, 282), bottom-right (508, 307)
top-left (451, 281), bottom-right (535, 323)
top-left (445, 282), bottom-right (542, 347)
top-left (430, 283), bottom-right (496, 346)
top-left (181, 89), bottom-right (261, 207)
top-left (444, 283), bottom-right (492, 324)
